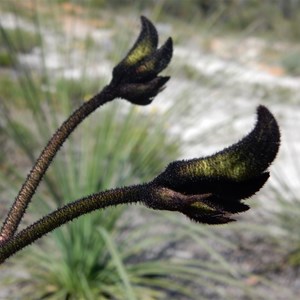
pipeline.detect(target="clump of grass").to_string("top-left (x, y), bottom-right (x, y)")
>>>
top-left (18, 103), bottom-right (181, 299)
top-left (55, 77), bottom-right (101, 107)
top-left (0, 50), bottom-right (16, 68)
top-left (0, 75), bottom-right (24, 105)
top-left (0, 28), bottom-right (41, 54)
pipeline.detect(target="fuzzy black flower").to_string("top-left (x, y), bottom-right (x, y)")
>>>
top-left (111, 16), bottom-right (173, 105)
top-left (145, 106), bottom-right (280, 224)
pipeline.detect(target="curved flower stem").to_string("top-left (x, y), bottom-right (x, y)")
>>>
top-left (0, 183), bottom-right (147, 264)
top-left (0, 84), bottom-right (118, 243)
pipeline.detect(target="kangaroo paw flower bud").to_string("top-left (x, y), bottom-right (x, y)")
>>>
top-left (145, 106), bottom-right (280, 224)
top-left (111, 16), bottom-right (173, 105)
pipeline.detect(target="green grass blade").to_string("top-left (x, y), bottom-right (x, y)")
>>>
top-left (98, 227), bottom-right (137, 300)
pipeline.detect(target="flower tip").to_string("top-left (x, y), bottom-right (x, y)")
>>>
top-left (113, 16), bottom-right (159, 75)
top-left (159, 37), bottom-right (173, 68)
top-left (111, 17), bottom-right (172, 89)
top-left (139, 15), bottom-right (159, 52)
top-left (256, 105), bottom-right (280, 148)
top-left (140, 15), bottom-right (158, 40)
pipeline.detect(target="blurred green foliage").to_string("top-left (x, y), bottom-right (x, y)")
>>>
top-left (2, 0), bottom-right (300, 40)
top-left (48, 0), bottom-right (300, 40)
top-left (0, 75), bottom-right (34, 107)
top-left (0, 51), bottom-right (16, 68)
top-left (281, 51), bottom-right (300, 76)
top-left (267, 148), bottom-right (300, 268)
top-left (0, 27), bottom-right (41, 53)
top-left (0, 27), bottom-right (41, 68)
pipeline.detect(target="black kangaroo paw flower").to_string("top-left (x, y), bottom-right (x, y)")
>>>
top-left (111, 16), bottom-right (173, 105)
top-left (145, 106), bottom-right (280, 224)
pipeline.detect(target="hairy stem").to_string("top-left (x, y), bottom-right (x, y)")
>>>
top-left (0, 184), bottom-right (147, 264)
top-left (0, 84), bottom-right (118, 242)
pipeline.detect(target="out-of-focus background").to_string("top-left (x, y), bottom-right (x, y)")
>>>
top-left (0, 1), bottom-right (299, 299)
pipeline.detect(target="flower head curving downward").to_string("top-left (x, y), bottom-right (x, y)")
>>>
top-left (111, 16), bottom-right (173, 105)
top-left (144, 106), bottom-right (280, 224)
